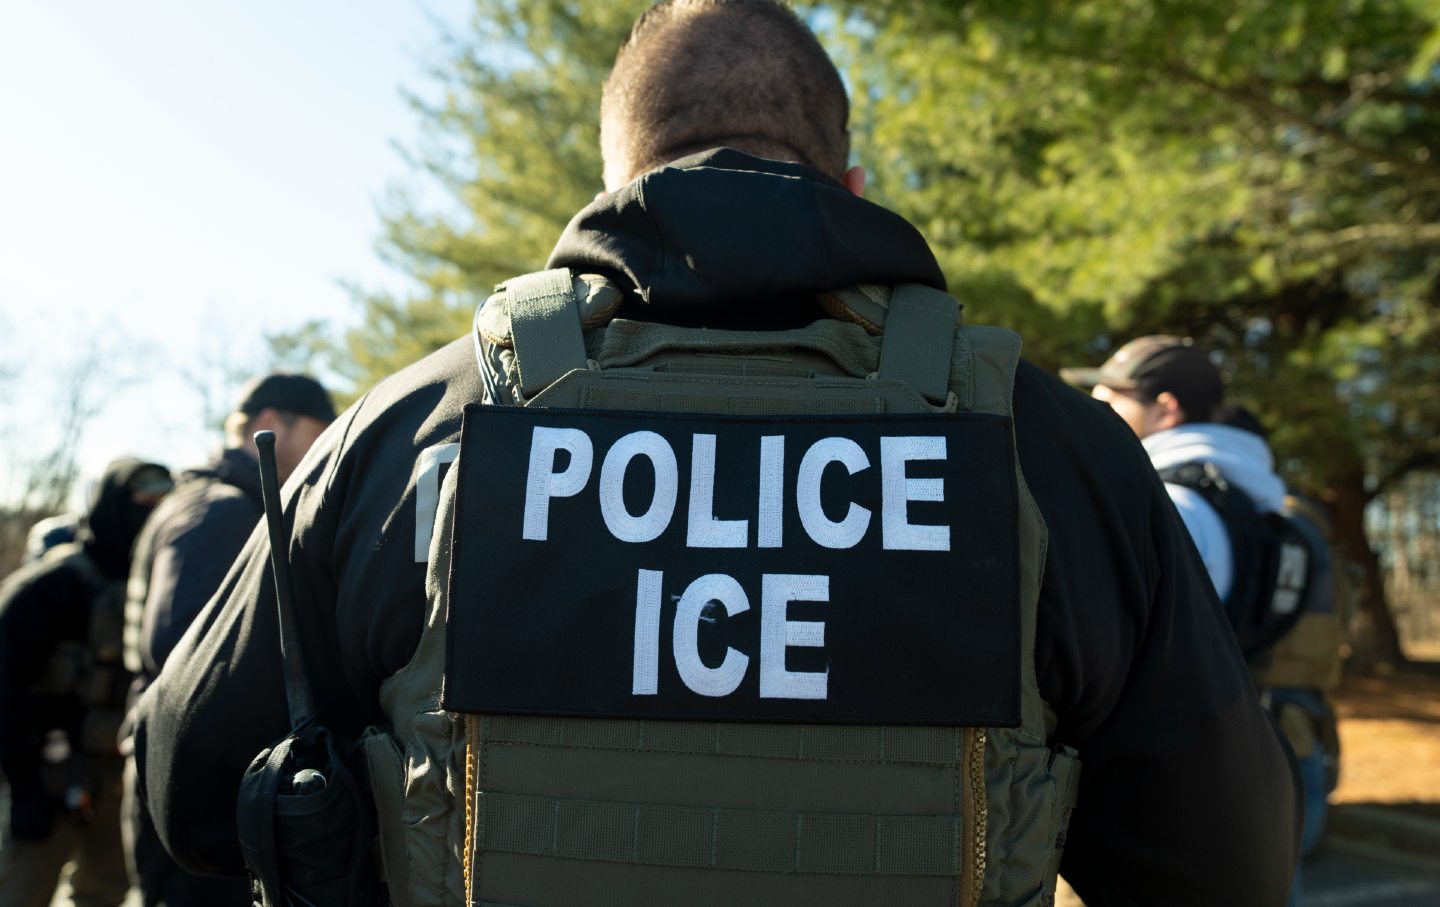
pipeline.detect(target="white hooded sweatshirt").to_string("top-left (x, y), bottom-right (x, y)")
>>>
top-left (1143, 423), bottom-right (1289, 601)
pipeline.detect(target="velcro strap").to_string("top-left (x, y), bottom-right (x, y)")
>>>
top-left (477, 793), bottom-right (963, 877)
top-left (878, 284), bottom-right (958, 405)
top-left (506, 269), bottom-right (588, 398)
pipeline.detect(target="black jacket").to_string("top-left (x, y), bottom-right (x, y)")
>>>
top-left (137, 150), bottom-right (1299, 905)
top-left (127, 447), bottom-right (264, 681)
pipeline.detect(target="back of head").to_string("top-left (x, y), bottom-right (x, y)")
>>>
top-left (600, 0), bottom-right (849, 189)
top-left (225, 372), bottom-right (336, 448)
top-left (79, 457), bottom-right (173, 577)
top-left (1061, 335), bottom-right (1223, 425)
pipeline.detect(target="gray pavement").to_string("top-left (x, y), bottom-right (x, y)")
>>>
top-left (1300, 837), bottom-right (1440, 907)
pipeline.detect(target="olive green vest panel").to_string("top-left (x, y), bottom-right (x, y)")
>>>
top-left (1256, 612), bottom-right (1345, 691)
top-left (370, 458), bottom-right (470, 907)
top-left (1253, 498), bottom-right (1348, 692)
top-left (376, 272), bottom-right (1079, 907)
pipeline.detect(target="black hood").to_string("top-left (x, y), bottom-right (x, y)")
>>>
top-left (79, 457), bottom-right (172, 578)
top-left (547, 149), bottom-right (946, 325)
top-left (184, 447), bottom-right (263, 510)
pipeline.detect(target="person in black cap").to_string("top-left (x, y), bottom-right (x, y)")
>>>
top-left (0, 456), bottom-right (172, 907)
top-left (119, 373), bottom-right (334, 907)
top-left (1062, 335), bottom-right (1290, 602)
top-left (1067, 339), bottom-right (1316, 904)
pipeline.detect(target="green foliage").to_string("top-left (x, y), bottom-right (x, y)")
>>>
top-left (286, 0), bottom-right (1440, 507)
top-left (838, 0), bottom-right (1440, 497)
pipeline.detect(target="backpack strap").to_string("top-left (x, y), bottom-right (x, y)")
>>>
top-left (1158, 462), bottom-right (1313, 659)
top-left (877, 283), bottom-right (958, 406)
top-left (506, 269), bottom-right (589, 398)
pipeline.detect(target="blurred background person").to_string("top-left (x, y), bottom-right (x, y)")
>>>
top-left (1065, 336), bottom-right (1334, 904)
top-left (0, 457), bottom-right (172, 907)
top-left (1062, 335), bottom-right (1271, 603)
top-left (121, 373), bottom-right (334, 907)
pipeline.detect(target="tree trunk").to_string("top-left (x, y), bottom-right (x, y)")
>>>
top-left (1329, 472), bottom-right (1407, 670)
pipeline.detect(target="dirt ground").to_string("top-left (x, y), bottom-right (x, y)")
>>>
top-left (1331, 667), bottom-right (1440, 810)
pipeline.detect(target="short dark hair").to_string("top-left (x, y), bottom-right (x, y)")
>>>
top-left (600, 0), bottom-right (850, 188)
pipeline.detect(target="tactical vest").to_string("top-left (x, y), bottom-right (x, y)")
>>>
top-left (366, 271), bottom-right (1079, 907)
top-left (1254, 496), bottom-right (1348, 693)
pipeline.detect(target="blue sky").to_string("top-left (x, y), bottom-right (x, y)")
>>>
top-left (0, 0), bottom-right (469, 505)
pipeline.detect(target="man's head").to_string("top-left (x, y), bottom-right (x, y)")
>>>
top-left (225, 373), bottom-right (336, 482)
top-left (600, 0), bottom-right (855, 191)
top-left (1060, 336), bottom-right (1223, 439)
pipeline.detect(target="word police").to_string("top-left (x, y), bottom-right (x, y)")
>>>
top-left (522, 426), bottom-right (951, 551)
top-left (520, 425), bottom-right (956, 702)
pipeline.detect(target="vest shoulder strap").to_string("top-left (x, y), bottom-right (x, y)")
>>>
top-left (505, 269), bottom-right (590, 398)
top-left (877, 283), bottom-right (958, 406)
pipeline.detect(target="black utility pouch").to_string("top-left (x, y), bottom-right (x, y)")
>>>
top-left (236, 725), bottom-right (378, 907)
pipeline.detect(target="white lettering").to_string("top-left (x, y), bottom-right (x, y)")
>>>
top-left (413, 442), bottom-right (461, 562)
top-left (757, 436), bottom-right (785, 548)
top-left (632, 569), bottom-right (663, 695)
top-left (522, 428), bottom-right (593, 541)
top-left (687, 434), bottom-right (749, 548)
top-left (880, 436), bottom-right (949, 551)
top-left (599, 431), bottom-right (679, 543)
top-left (519, 427), bottom-right (956, 552)
top-left (760, 573), bottom-right (829, 700)
top-left (1272, 543), bottom-right (1309, 615)
top-left (796, 437), bottom-right (872, 549)
top-left (673, 574), bottom-right (751, 697)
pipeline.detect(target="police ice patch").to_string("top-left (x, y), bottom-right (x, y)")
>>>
top-left (443, 405), bottom-right (1022, 727)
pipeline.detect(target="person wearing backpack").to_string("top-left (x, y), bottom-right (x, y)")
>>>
top-left (1064, 337), bottom-right (1328, 899)
top-left (0, 457), bottom-right (172, 907)
top-left (1061, 338), bottom-right (1326, 659)
top-left (136, 3), bottom-right (1298, 905)
top-left (1062, 336), bottom-right (1274, 605)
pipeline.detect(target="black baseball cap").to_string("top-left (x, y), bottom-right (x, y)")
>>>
top-left (236, 373), bottom-right (336, 423)
top-left (1060, 335), bottom-right (1223, 421)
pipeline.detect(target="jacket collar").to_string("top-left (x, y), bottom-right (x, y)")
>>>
top-left (546, 149), bottom-right (946, 324)
top-left (185, 447), bottom-right (263, 509)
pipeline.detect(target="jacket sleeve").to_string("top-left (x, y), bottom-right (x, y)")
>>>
top-left (134, 415), bottom-right (365, 876)
top-left (0, 565), bottom-right (80, 792)
top-left (1015, 366), bottom-right (1300, 907)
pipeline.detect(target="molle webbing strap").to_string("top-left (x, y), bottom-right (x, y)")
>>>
top-left (465, 715), bottom-right (986, 906)
top-left (477, 793), bottom-right (963, 876)
top-left (878, 284), bottom-right (958, 406)
top-left (506, 269), bottom-right (588, 398)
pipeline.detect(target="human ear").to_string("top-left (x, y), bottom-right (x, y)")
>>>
top-left (1152, 392), bottom-right (1187, 431)
top-left (842, 165), bottom-right (866, 197)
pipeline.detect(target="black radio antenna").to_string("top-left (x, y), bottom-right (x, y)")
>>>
top-left (254, 430), bottom-right (317, 731)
